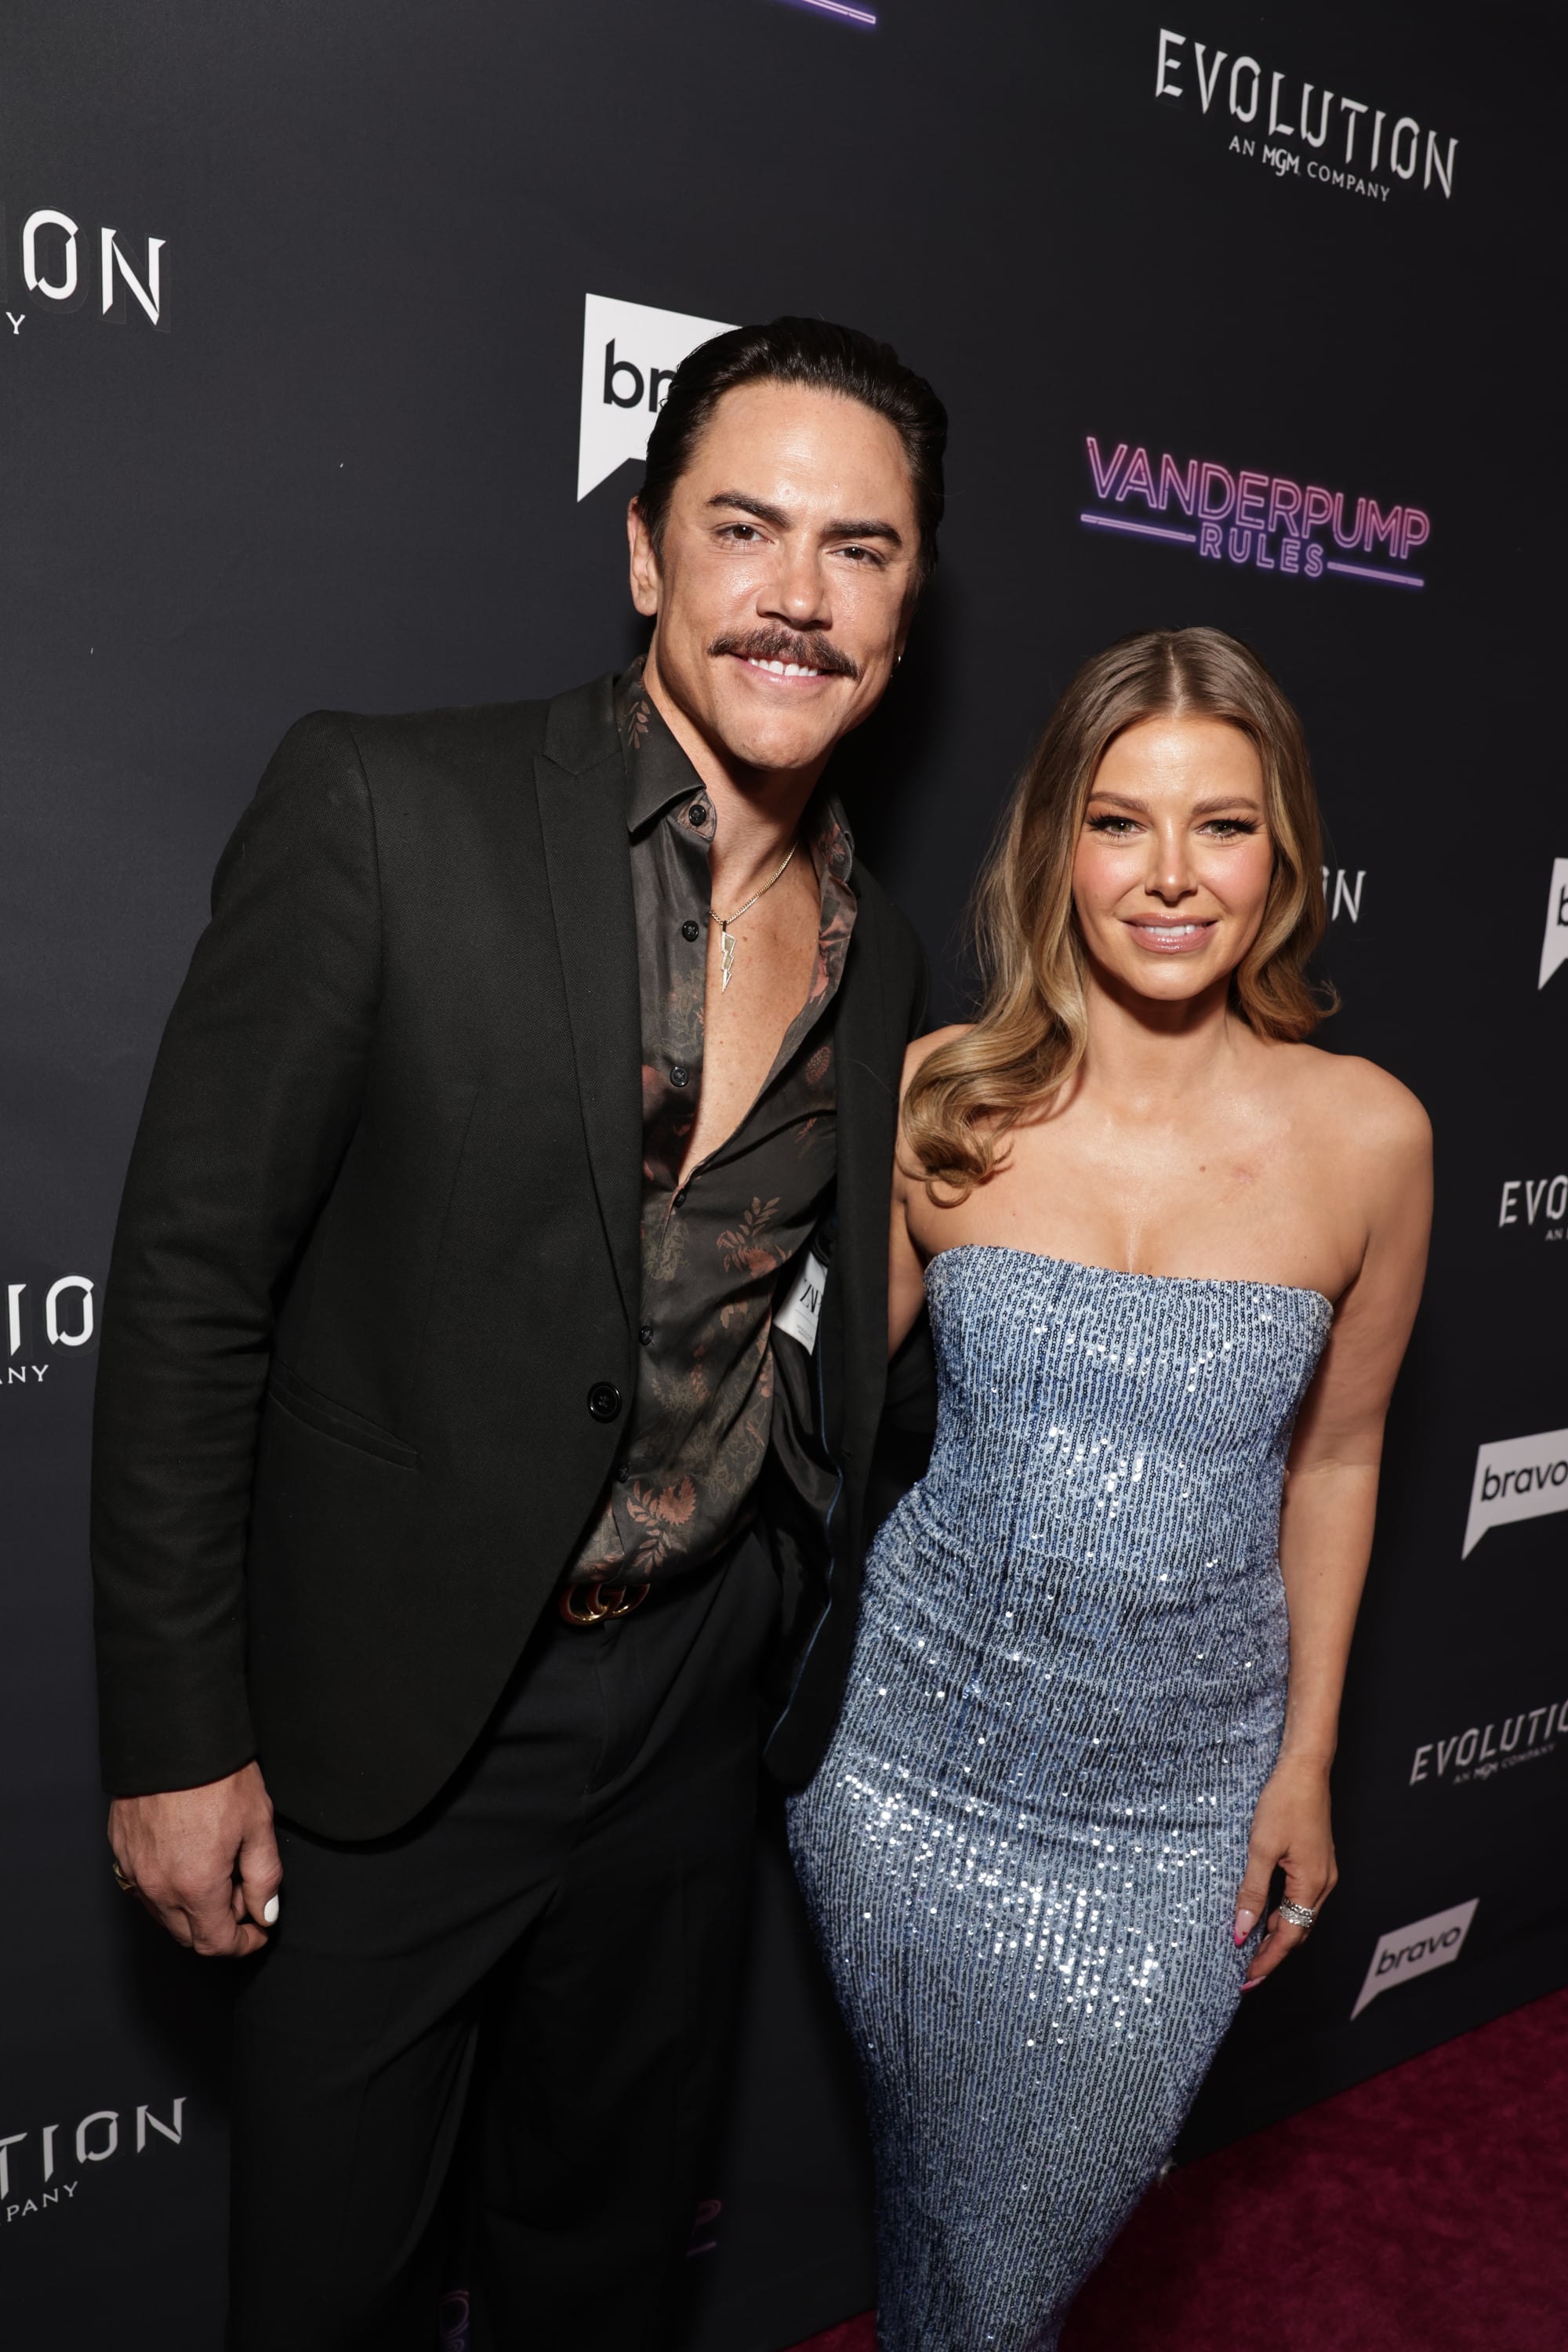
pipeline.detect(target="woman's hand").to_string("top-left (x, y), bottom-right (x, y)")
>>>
top-left (1232, 1756), bottom-right (1338, 1990)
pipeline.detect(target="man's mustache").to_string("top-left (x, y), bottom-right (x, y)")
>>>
top-left (709, 629), bottom-right (859, 680)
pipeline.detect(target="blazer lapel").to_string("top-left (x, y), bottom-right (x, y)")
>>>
top-left (534, 691), bottom-right (642, 1330)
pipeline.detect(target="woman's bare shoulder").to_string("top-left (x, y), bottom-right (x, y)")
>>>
top-left (901, 1023), bottom-right (974, 1094)
top-left (1275, 1040), bottom-right (1432, 1166)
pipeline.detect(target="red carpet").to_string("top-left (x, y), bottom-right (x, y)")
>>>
top-left (789, 1986), bottom-right (1568, 2352)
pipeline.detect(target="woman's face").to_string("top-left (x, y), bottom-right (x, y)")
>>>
top-left (1072, 714), bottom-right (1276, 1005)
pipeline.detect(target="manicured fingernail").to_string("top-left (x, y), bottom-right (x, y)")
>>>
top-left (262, 1895), bottom-right (280, 1926)
top-left (1232, 1910), bottom-right (1256, 1946)
top-left (1240, 1977), bottom-right (1262, 1993)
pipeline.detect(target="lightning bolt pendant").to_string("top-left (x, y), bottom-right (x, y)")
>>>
top-left (720, 926), bottom-right (736, 991)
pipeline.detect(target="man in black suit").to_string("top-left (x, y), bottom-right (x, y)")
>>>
top-left (93, 317), bottom-right (942, 2349)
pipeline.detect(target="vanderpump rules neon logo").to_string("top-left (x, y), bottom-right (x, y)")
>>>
top-left (1080, 438), bottom-right (1428, 591)
top-left (1152, 28), bottom-right (1460, 208)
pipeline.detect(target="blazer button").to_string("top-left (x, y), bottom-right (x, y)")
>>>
top-left (586, 1381), bottom-right (622, 1422)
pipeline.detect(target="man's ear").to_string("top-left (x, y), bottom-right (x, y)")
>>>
top-left (627, 498), bottom-right (662, 618)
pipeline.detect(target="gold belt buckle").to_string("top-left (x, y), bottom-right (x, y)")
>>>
top-left (557, 1578), bottom-right (651, 1628)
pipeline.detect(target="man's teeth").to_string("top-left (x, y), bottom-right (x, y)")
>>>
top-left (746, 657), bottom-right (821, 677)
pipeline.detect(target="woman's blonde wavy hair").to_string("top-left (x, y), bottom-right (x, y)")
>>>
top-left (906, 627), bottom-right (1331, 1199)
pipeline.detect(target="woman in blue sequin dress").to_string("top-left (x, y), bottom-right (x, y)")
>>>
top-left (789, 630), bottom-right (1430, 2350)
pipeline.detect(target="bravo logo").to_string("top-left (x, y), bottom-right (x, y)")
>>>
top-left (1540, 858), bottom-right (1568, 989)
top-left (1352, 1900), bottom-right (1477, 2020)
top-left (1462, 1428), bottom-right (1568, 1559)
top-left (576, 293), bottom-right (735, 502)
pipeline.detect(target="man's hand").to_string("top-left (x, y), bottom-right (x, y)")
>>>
top-left (108, 1762), bottom-right (281, 1958)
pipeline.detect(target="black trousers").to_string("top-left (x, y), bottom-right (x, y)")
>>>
top-left (227, 1535), bottom-right (779, 2352)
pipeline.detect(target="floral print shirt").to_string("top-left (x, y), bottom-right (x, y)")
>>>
top-left (564, 661), bottom-right (857, 1585)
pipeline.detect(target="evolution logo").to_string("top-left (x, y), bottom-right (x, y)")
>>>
top-left (5, 1275), bottom-right (95, 1388)
top-left (1410, 1698), bottom-right (1563, 1790)
top-left (0, 202), bottom-right (165, 337)
top-left (1462, 1428), bottom-right (1568, 1559)
top-left (577, 292), bottom-right (735, 502)
top-left (1080, 438), bottom-right (1428, 591)
top-left (1, 2096), bottom-right (185, 2227)
top-left (1539, 858), bottom-right (1568, 989)
top-left (1497, 1175), bottom-right (1566, 1246)
top-left (1352, 1899), bottom-right (1476, 2019)
top-left (1322, 868), bottom-right (1365, 925)
top-left (1153, 29), bottom-right (1459, 208)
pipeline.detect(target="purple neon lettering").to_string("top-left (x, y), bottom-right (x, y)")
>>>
top-left (1301, 485), bottom-right (1334, 539)
top-left (1199, 463), bottom-right (1236, 521)
top-left (1268, 478), bottom-right (1303, 535)
top-left (775, 0), bottom-right (877, 23)
top-left (1399, 508), bottom-right (1431, 560)
top-left (1235, 470), bottom-right (1269, 528)
top-left (1157, 452), bottom-right (1199, 515)
top-left (1085, 437), bottom-right (1129, 499)
top-left (1116, 448), bottom-right (1158, 507)
top-left (1363, 499), bottom-right (1402, 555)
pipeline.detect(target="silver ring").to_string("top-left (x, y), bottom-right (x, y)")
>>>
top-left (1277, 1897), bottom-right (1316, 1930)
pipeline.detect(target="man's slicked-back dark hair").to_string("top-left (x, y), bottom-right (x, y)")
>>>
top-left (636, 316), bottom-right (948, 590)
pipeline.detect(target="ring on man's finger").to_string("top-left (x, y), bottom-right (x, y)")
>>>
top-left (1277, 1897), bottom-right (1316, 1931)
top-left (111, 1860), bottom-right (139, 1895)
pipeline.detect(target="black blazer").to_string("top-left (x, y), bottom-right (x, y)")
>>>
top-left (91, 676), bottom-right (928, 1839)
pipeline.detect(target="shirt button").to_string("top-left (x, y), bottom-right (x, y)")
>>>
top-left (638, 1322), bottom-right (655, 1347)
top-left (681, 919), bottom-right (700, 942)
top-left (670, 1064), bottom-right (690, 1088)
top-left (615, 1461), bottom-right (632, 1484)
top-left (672, 1188), bottom-right (688, 1208)
top-left (688, 803), bottom-right (708, 827)
top-left (586, 1381), bottom-right (622, 1422)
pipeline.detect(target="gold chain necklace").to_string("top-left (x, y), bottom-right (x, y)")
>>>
top-left (712, 839), bottom-right (799, 991)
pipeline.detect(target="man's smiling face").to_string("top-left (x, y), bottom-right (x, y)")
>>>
top-left (628, 379), bottom-right (919, 780)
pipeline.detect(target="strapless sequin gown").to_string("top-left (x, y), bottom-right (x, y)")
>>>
top-left (788, 1247), bottom-right (1332, 2351)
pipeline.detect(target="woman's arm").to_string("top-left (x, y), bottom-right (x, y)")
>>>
top-left (887, 1028), bottom-right (971, 1359)
top-left (1234, 1074), bottom-right (1433, 1986)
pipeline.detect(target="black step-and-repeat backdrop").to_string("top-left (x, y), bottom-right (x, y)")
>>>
top-left (2, 3), bottom-right (1562, 2343)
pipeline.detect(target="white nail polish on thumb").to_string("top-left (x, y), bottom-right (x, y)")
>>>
top-left (262, 1895), bottom-right (280, 1926)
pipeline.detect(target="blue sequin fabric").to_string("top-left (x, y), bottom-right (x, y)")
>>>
top-left (788, 1247), bottom-right (1331, 2350)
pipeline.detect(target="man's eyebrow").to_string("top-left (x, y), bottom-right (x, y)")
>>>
top-left (705, 492), bottom-right (791, 530)
top-left (826, 515), bottom-right (904, 546)
top-left (704, 492), bottom-right (905, 546)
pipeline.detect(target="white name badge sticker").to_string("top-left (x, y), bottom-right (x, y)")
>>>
top-left (775, 1249), bottom-right (829, 1353)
